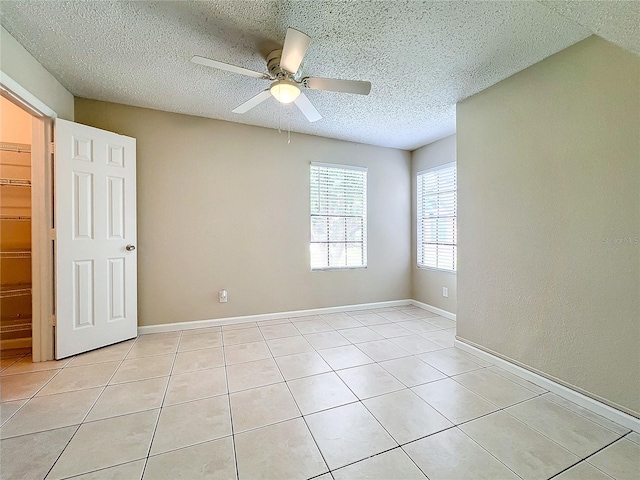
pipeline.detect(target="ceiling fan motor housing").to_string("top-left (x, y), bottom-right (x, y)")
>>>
top-left (267, 50), bottom-right (285, 77)
top-left (267, 49), bottom-right (302, 81)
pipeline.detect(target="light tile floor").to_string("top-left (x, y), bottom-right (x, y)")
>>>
top-left (1, 305), bottom-right (638, 479)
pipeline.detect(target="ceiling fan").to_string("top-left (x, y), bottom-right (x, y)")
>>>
top-left (191, 28), bottom-right (372, 122)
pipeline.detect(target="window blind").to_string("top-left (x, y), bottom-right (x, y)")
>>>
top-left (417, 163), bottom-right (457, 271)
top-left (310, 163), bottom-right (367, 269)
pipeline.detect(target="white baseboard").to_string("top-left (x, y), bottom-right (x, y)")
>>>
top-left (137, 299), bottom-right (413, 335)
top-left (454, 338), bottom-right (640, 433)
top-left (410, 300), bottom-right (456, 321)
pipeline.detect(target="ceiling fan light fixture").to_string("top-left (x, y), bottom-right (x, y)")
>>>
top-left (270, 79), bottom-right (300, 104)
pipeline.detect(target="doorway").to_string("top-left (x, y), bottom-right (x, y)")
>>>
top-left (1, 81), bottom-right (138, 363)
top-left (0, 96), bottom-right (32, 357)
top-left (0, 89), bottom-right (55, 362)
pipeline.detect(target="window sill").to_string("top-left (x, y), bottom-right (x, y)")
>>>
top-left (311, 266), bottom-right (367, 272)
top-left (417, 265), bottom-right (456, 274)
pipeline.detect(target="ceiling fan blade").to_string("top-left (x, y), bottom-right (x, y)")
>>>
top-left (305, 77), bottom-right (371, 95)
top-left (232, 90), bottom-right (272, 114)
top-left (294, 92), bottom-right (322, 122)
top-left (280, 28), bottom-right (311, 74)
top-left (191, 55), bottom-right (268, 79)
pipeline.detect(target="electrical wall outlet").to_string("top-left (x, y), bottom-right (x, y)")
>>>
top-left (219, 289), bottom-right (228, 303)
top-left (442, 287), bottom-right (449, 298)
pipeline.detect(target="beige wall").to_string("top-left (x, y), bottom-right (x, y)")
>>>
top-left (457, 36), bottom-right (639, 416)
top-left (1, 26), bottom-right (74, 120)
top-left (75, 98), bottom-right (411, 327)
top-left (411, 135), bottom-right (457, 314)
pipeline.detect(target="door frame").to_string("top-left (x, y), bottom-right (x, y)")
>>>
top-left (1, 71), bottom-right (57, 361)
top-left (31, 115), bottom-right (54, 362)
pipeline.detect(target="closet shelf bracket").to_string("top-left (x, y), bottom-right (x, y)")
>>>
top-left (0, 178), bottom-right (32, 187)
top-left (0, 251), bottom-right (31, 259)
top-left (0, 215), bottom-right (31, 221)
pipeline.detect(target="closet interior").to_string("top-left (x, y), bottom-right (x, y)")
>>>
top-left (1, 96), bottom-right (33, 356)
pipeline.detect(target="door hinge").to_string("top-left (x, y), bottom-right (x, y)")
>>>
top-left (50, 315), bottom-right (57, 326)
top-left (50, 142), bottom-right (55, 151)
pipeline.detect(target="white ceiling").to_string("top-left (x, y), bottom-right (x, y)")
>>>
top-left (1, 1), bottom-right (638, 150)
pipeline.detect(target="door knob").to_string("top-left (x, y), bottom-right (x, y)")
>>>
top-left (126, 244), bottom-right (136, 251)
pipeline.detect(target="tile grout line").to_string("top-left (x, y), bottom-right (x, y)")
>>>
top-left (540, 392), bottom-right (632, 437)
top-left (78, 337), bottom-right (139, 425)
top-left (547, 434), bottom-right (628, 479)
top-left (370, 355), bottom-right (537, 478)
top-left (42, 423), bottom-right (84, 480)
top-left (326, 317), bottom-right (468, 477)
top-left (450, 425), bottom-right (526, 480)
top-left (1, 340), bottom-right (138, 438)
top-left (415, 367), bottom-right (548, 472)
top-left (422, 367), bottom-right (554, 468)
top-left (375, 356), bottom-right (448, 388)
top-left (317, 334), bottom-right (495, 477)
top-left (273, 315), bottom-right (420, 477)
top-left (57, 458), bottom-right (147, 480)
top-left (499, 395), bottom-right (628, 455)
top-left (328, 444), bottom-right (409, 477)
top-left (1, 340), bottom-right (139, 441)
top-left (347, 392), bottom-right (432, 479)
top-left (0, 402), bottom-right (172, 441)
top-left (56, 335), bottom-right (166, 478)
top-left (309, 382), bottom-right (602, 480)
top-left (0, 352), bottom-right (29, 374)
top-left (3, 357), bottom-right (68, 402)
top-left (448, 390), bottom-right (624, 480)
top-left (222, 328), bottom-right (241, 480)
top-left (263, 320), bottom-right (423, 477)
top-left (268, 338), bottom-right (333, 478)
top-left (139, 330), bottom-right (183, 480)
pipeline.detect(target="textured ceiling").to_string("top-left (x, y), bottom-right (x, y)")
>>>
top-left (1, 1), bottom-right (637, 150)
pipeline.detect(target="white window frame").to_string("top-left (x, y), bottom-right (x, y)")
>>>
top-left (310, 162), bottom-right (367, 271)
top-left (417, 162), bottom-right (457, 273)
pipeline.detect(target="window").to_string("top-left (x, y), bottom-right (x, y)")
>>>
top-left (310, 163), bottom-right (367, 270)
top-left (417, 162), bottom-right (457, 271)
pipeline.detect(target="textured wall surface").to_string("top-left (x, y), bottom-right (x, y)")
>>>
top-left (75, 98), bottom-right (411, 327)
top-left (457, 37), bottom-right (640, 416)
top-left (0, 26), bottom-right (73, 120)
top-left (411, 135), bottom-right (457, 314)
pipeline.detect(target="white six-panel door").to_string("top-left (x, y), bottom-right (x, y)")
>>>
top-left (55, 119), bottom-right (137, 359)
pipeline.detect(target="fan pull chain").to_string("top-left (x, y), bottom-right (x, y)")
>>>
top-left (288, 107), bottom-right (291, 144)
top-left (278, 108), bottom-right (282, 134)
